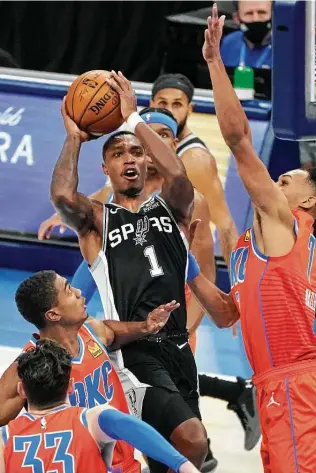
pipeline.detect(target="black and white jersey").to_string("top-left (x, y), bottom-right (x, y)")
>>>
top-left (90, 195), bottom-right (188, 333)
top-left (176, 133), bottom-right (208, 158)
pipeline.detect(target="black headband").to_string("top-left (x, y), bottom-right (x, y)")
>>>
top-left (152, 76), bottom-right (194, 103)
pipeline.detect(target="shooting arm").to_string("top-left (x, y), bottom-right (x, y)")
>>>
top-left (133, 119), bottom-right (194, 223)
top-left (188, 272), bottom-right (239, 328)
top-left (0, 362), bottom-right (24, 426)
top-left (207, 57), bottom-right (292, 221)
top-left (50, 134), bottom-right (100, 236)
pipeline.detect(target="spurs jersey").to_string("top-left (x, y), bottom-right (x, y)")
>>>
top-left (2, 405), bottom-right (107, 473)
top-left (90, 195), bottom-right (188, 332)
top-left (230, 210), bottom-right (316, 375)
top-left (176, 133), bottom-right (208, 158)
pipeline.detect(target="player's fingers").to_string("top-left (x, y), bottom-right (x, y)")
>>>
top-left (61, 96), bottom-right (67, 118)
top-left (38, 223), bottom-right (51, 240)
top-left (105, 77), bottom-right (122, 94)
top-left (213, 2), bottom-right (218, 22)
top-left (110, 71), bottom-right (125, 90)
top-left (59, 224), bottom-right (67, 234)
top-left (118, 71), bottom-right (131, 90)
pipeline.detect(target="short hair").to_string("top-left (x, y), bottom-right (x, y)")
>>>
top-left (15, 270), bottom-right (58, 330)
top-left (152, 74), bottom-right (194, 103)
top-left (307, 167), bottom-right (316, 193)
top-left (102, 131), bottom-right (137, 160)
top-left (140, 107), bottom-right (176, 122)
top-left (17, 340), bottom-right (72, 408)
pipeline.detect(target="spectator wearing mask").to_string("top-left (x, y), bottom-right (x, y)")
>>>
top-left (221, 0), bottom-right (272, 69)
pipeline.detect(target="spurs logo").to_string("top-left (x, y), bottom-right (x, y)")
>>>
top-left (134, 216), bottom-right (149, 246)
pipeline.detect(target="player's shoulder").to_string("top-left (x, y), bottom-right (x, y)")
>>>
top-left (85, 318), bottom-right (114, 348)
top-left (292, 209), bottom-right (314, 233)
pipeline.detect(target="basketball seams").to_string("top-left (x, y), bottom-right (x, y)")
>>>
top-left (78, 81), bottom-right (113, 129)
top-left (68, 71), bottom-right (93, 121)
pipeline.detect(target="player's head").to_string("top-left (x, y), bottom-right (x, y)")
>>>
top-left (233, 1), bottom-right (272, 45)
top-left (151, 74), bottom-right (194, 137)
top-left (17, 339), bottom-right (73, 409)
top-left (15, 270), bottom-right (87, 331)
top-left (139, 107), bottom-right (178, 176)
top-left (102, 131), bottom-right (147, 197)
top-left (277, 168), bottom-right (316, 213)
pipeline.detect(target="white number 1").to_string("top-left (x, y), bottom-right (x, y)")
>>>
top-left (144, 245), bottom-right (164, 277)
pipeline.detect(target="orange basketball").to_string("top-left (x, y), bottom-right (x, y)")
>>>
top-left (65, 70), bottom-right (124, 135)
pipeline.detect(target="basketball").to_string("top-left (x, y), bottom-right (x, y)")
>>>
top-left (65, 70), bottom-right (124, 136)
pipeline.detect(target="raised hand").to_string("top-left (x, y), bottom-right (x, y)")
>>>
top-left (202, 3), bottom-right (225, 64)
top-left (62, 97), bottom-right (91, 142)
top-left (146, 301), bottom-right (180, 334)
top-left (105, 71), bottom-right (137, 121)
top-left (38, 214), bottom-right (67, 240)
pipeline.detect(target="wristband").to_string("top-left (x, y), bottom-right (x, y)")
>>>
top-left (187, 252), bottom-right (200, 281)
top-left (126, 112), bottom-right (145, 133)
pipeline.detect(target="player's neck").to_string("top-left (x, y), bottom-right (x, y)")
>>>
top-left (39, 326), bottom-right (81, 358)
top-left (178, 123), bottom-right (192, 142)
top-left (28, 400), bottom-right (69, 417)
top-left (144, 174), bottom-right (164, 196)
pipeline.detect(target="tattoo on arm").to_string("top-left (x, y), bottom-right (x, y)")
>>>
top-left (50, 135), bottom-right (96, 235)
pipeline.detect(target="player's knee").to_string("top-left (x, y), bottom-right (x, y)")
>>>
top-left (171, 418), bottom-right (208, 460)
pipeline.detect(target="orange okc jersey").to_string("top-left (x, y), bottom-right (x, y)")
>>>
top-left (3, 405), bottom-right (106, 473)
top-left (24, 324), bottom-right (138, 473)
top-left (230, 210), bottom-right (316, 375)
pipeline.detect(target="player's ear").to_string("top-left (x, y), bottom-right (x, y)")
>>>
top-left (102, 161), bottom-right (109, 176)
top-left (149, 99), bottom-right (155, 107)
top-left (300, 196), bottom-right (316, 209)
top-left (172, 138), bottom-right (179, 151)
top-left (188, 103), bottom-right (193, 116)
top-left (68, 378), bottom-right (74, 395)
top-left (45, 309), bottom-right (61, 324)
top-left (17, 381), bottom-right (26, 400)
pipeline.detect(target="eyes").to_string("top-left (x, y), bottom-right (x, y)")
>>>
top-left (112, 149), bottom-right (143, 158)
top-left (158, 101), bottom-right (183, 109)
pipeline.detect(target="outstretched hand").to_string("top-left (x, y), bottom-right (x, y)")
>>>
top-left (202, 3), bottom-right (225, 64)
top-left (105, 71), bottom-right (137, 121)
top-left (146, 301), bottom-right (180, 334)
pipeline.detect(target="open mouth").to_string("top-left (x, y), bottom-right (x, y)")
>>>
top-left (122, 167), bottom-right (139, 181)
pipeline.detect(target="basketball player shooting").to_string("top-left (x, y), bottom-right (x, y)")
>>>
top-left (188, 4), bottom-right (316, 473)
top-left (50, 72), bottom-right (208, 473)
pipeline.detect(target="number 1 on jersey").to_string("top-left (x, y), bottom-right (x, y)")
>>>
top-left (144, 245), bottom-right (164, 277)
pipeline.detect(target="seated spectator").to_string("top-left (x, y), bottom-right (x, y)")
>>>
top-left (221, 0), bottom-right (272, 69)
top-left (300, 141), bottom-right (316, 170)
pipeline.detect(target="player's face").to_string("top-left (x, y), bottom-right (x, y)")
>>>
top-left (49, 275), bottom-right (87, 326)
top-left (103, 135), bottom-right (146, 196)
top-left (237, 1), bottom-right (271, 23)
top-left (277, 170), bottom-right (316, 210)
top-left (145, 123), bottom-right (177, 175)
top-left (151, 89), bottom-right (192, 137)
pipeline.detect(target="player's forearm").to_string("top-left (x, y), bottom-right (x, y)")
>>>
top-left (188, 273), bottom-right (239, 328)
top-left (51, 135), bottom-right (93, 233)
top-left (135, 121), bottom-right (183, 180)
top-left (104, 320), bottom-right (149, 350)
top-left (98, 409), bottom-right (189, 473)
top-left (206, 57), bottom-right (250, 149)
top-left (217, 219), bottom-right (239, 268)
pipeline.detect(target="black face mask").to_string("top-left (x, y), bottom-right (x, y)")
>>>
top-left (240, 20), bottom-right (272, 45)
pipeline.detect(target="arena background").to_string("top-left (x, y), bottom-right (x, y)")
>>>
top-left (0, 1), bottom-right (316, 472)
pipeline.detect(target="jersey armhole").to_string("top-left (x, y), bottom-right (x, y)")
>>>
top-left (1, 426), bottom-right (9, 446)
top-left (102, 206), bottom-right (109, 253)
top-left (80, 408), bottom-right (88, 428)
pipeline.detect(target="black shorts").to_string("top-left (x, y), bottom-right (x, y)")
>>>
top-left (122, 338), bottom-right (201, 433)
top-left (122, 339), bottom-right (201, 473)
